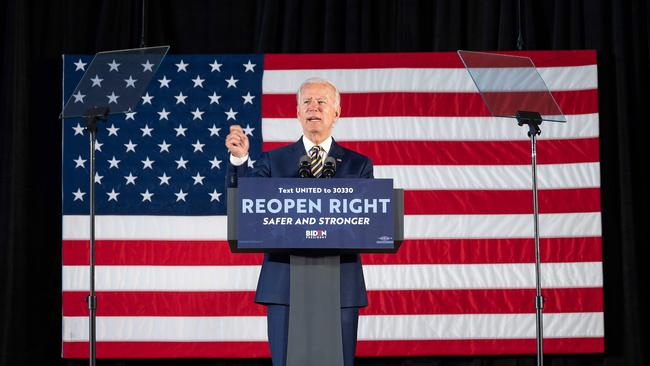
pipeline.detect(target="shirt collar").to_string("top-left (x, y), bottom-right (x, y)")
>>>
top-left (302, 135), bottom-right (333, 155)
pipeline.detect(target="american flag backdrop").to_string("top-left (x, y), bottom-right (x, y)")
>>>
top-left (61, 51), bottom-right (603, 358)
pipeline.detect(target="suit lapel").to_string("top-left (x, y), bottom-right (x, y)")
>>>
top-left (328, 138), bottom-right (345, 167)
top-left (290, 137), bottom-right (307, 158)
top-left (280, 138), bottom-right (306, 178)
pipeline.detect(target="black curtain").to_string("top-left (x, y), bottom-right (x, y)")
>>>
top-left (1, 0), bottom-right (648, 365)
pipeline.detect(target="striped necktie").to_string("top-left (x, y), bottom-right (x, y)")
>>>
top-left (309, 145), bottom-right (323, 178)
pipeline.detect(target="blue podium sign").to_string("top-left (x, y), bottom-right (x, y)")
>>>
top-left (236, 178), bottom-right (395, 250)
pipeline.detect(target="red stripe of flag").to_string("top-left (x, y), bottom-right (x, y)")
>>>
top-left (363, 288), bottom-right (603, 314)
top-left (262, 90), bottom-right (598, 117)
top-left (362, 237), bottom-right (602, 265)
top-left (62, 337), bottom-right (603, 358)
top-left (404, 188), bottom-right (601, 214)
top-left (63, 291), bottom-right (265, 316)
top-left (62, 240), bottom-right (262, 266)
top-left (62, 237), bottom-right (602, 266)
top-left (262, 138), bottom-right (601, 165)
top-left (264, 51), bottom-right (596, 70)
top-left (62, 288), bottom-right (602, 316)
top-left (356, 338), bottom-right (604, 356)
top-left (62, 341), bottom-right (270, 359)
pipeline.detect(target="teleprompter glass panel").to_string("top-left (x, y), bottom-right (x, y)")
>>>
top-left (61, 46), bottom-right (169, 118)
top-left (457, 50), bottom-right (566, 123)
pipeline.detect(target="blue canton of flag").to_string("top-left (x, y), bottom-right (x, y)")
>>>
top-left (62, 54), bottom-right (263, 215)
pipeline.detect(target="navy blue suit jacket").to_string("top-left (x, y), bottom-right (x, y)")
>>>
top-left (227, 137), bottom-right (373, 307)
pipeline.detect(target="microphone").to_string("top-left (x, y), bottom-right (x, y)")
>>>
top-left (322, 156), bottom-right (336, 178)
top-left (298, 155), bottom-right (313, 178)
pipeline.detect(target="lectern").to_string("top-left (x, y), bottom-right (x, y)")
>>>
top-left (228, 177), bottom-right (404, 366)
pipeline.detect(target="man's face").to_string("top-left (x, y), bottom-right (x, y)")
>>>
top-left (297, 83), bottom-right (340, 137)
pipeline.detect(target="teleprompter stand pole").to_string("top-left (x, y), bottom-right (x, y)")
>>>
top-left (516, 110), bottom-right (545, 366)
top-left (83, 106), bottom-right (109, 366)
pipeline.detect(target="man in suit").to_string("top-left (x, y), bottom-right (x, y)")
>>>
top-left (225, 78), bottom-right (373, 366)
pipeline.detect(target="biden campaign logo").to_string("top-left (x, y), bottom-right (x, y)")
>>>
top-left (306, 229), bottom-right (327, 239)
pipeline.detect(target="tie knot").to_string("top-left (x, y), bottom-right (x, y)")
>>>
top-left (310, 145), bottom-right (321, 157)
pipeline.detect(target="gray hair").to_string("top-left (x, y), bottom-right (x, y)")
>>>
top-left (296, 77), bottom-right (341, 108)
